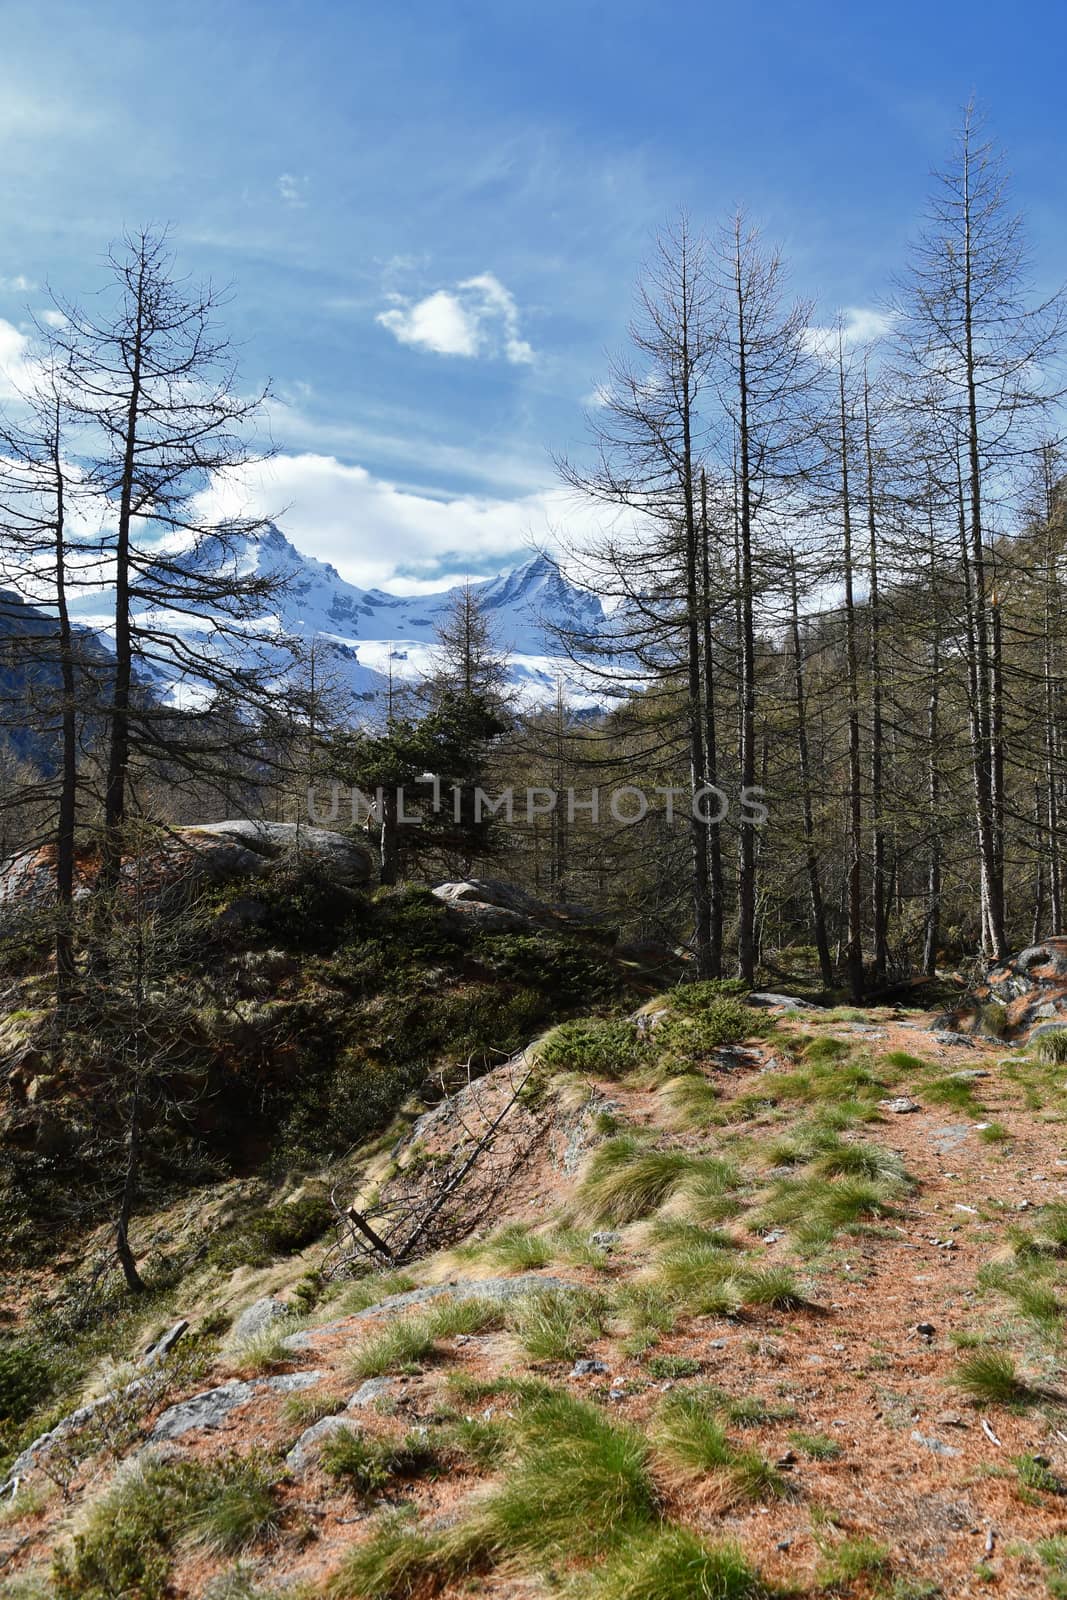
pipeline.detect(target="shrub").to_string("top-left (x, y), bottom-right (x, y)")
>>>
top-left (652, 999), bottom-right (760, 1060)
top-left (52, 1456), bottom-right (214, 1598)
top-left (321, 1428), bottom-right (439, 1496)
top-left (473, 932), bottom-right (619, 1005)
top-left (0, 1338), bottom-right (57, 1425)
top-left (539, 1018), bottom-right (645, 1077)
top-left (210, 1188), bottom-right (334, 1270)
top-left (665, 979), bottom-right (750, 1013)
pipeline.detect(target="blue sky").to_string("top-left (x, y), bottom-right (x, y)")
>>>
top-left (1, 0), bottom-right (1065, 590)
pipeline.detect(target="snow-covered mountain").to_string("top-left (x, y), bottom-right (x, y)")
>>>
top-left (66, 524), bottom-right (620, 715)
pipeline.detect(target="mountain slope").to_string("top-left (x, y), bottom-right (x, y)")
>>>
top-left (65, 526), bottom-right (617, 714)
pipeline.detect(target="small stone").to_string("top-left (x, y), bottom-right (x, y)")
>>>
top-left (915, 1322), bottom-right (936, 1338)
top-left (881, 1096), bottom-right (921, 1114)
top-left (590, 1231), bottom-right (621, 1252)
top-left (776, 1450), bottom-right (797, 1468)
top-left (911, 1429), bottom-right (960, 1457)
top-left (776, 1538), bottom-right (793, 1552)
top-left (571, 1359), bottom-right (609, 1378)
top-left (934, 1411), bottom-right (967, 1428)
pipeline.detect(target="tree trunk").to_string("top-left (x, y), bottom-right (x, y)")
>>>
top-left (864, 375), bottom-right (887, 983)
top-left (838, 353), bottom-right (865, 1003)
top-left (788, 548), bottom-right (833, 988)
top-left (100, 260), bottom-right (147, 895)
top-left (700, 470), bottom-right (724, 976)
top-left (733, 249), bottom-right (757, 984)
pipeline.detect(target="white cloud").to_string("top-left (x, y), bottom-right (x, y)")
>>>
top-left (0, 318), bottom-right (32, 400)
top-left (0, 275), bottom-right (34, 293)
top-left (376, 271), bottom-right (534, 365)
top-left (804, 306), bottom-right (896, 359)
top-left (277, 173), bottom-right (308, 207)
top-left (192, 451), bottom-right (609, 591)
top-left (40, 309), bottom-right (66, 329)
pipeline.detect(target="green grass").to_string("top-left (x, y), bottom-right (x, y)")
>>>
top-left (789, 1430), bottom-right (841, 1460)
top-left (507, 1287), bottom-right (608, 1363)
top-left (281, 1389), bottom-right (346, 1429)
top-left (922, 1075), bottom-right (985, 1113)
top-left (469, 1223), bottom-right (554, 1272)
top-left (814, 1534), bottom-right (892, 1591)
top-left (471, 1389), bottom-right (658, 1561)
top-left (1015, 1453), bottom-right (1065, 1496)
top-left (577, 1139), bottom-right (697, 1225)
top-left (324, 1508), bottom-right (486, 1600)
top-left (1036, 1535), bottom-right (1067, 1599)
top-left (1036, 1029), bottom-right (1067, 1065)
top-left (978, 1121), bottom-right (1010, 1143)
top-left (645, 1354), bottom-right (701, 1380)
top-left (752, 1170), bottom-right (904, 1247)
top-left (650, 1388), bottom-right (792, 1503)
top-left (333, 1272), bottom-right (419, 1316)
top-left (656, 1074), bottom-right (723, 1131)
top-left (883, 1050), bottom-right (928, 1071)
top-left (187, 1455), bottom-right (281, 1555)
top-left (953, 1348), bottom-right (1034, 1407)
top-left (582, 1527), bottom-right (768, 1600)
top-left (347, 1296), bottom-right (505, 1380)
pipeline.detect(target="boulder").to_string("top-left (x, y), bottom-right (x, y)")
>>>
top-left (183, 821), bottom-right (373, 887)
top-left (0, 820), bottom-right (373, 924)
top-left (432, 879), bottom-right (614, 940)
top-left (285, 1413), bottom-right (357, 1474)
top-left (229, 1296), bottom-right (290, 1344)
top-left (747, 992), bottom-right (815, 1010)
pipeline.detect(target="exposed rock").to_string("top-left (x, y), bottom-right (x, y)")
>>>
top-left (0, 819), bottom-right (373, 924)
top-left (184, 821), bottom-right (373, 886)
top-left (747, 992), bottom-right (815, 1010)
top-left (230, 1296), bottom-right (290, 1344)
top-left (141, 1320), bottom-right (188, 1369)
top-left (285, 1413), bottom-right (357, 1474)
top-left (571, 1359), bottom-right (609, 1377)
top-left (150, 1371), bottom-right (322, 1441)
top-left (881, 1096), bottom-right (921, 1114)
top-left (432, 879), bottom-right (614, 940)
top-left (347, 1377), bottom-right (396, 1410)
